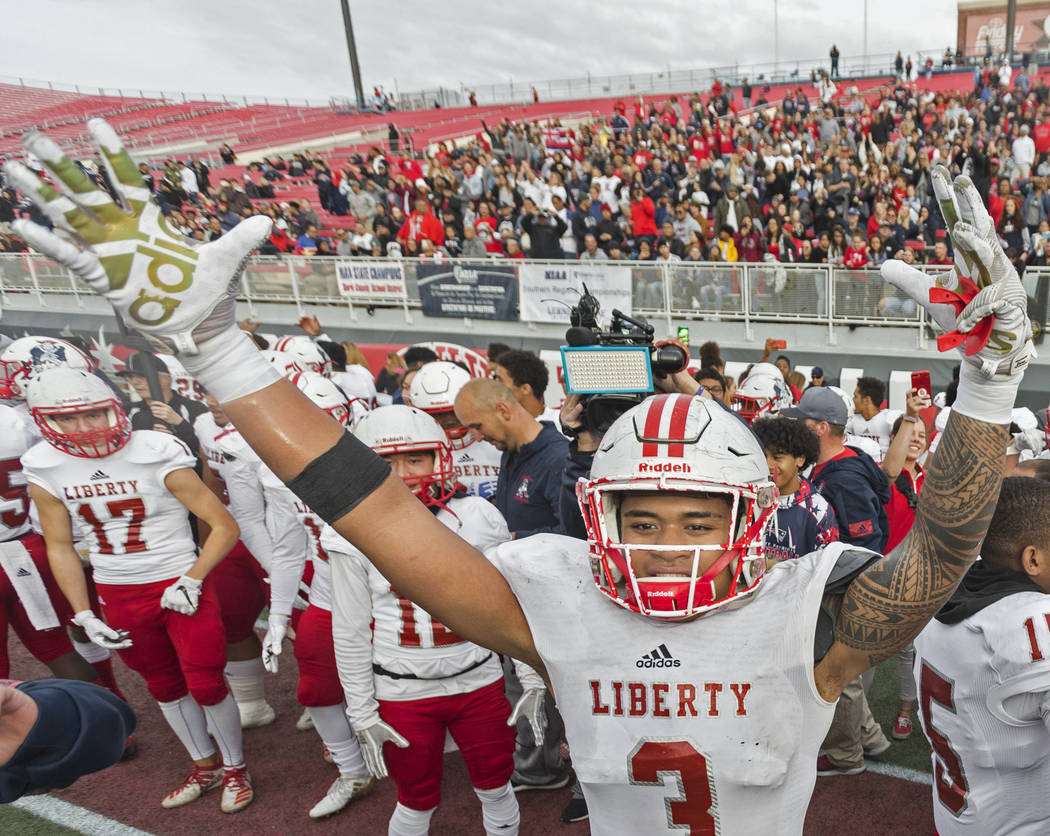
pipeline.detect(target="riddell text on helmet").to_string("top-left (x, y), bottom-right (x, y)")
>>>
top-left (636, 461), bottom-right (692, 473)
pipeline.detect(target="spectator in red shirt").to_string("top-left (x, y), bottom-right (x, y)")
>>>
top-left (843, 231), bottom-right (869, 269)
top-left (629, 186), bottom-right (657, 245)
top-left (880, 389), bottom-right (929, 742)
top-left (1033, 114), bottom-right (1050, 158)
top-left (397, 197), bottom-right (445, 247)
top-left (927, 239), bottom-right (953, 265)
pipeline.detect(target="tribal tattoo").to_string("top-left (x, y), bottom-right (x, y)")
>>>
top-left (833, 410), bottom-right (1008, 669)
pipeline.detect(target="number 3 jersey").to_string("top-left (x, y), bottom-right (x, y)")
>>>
top-left (21, 430), bottom-right (197, 585)
top-left (914, 585), bottom-right (1050, 835)
top-left (322, 495), bottom-right (511, 725)
top-left (487, 533), bottom-right (847, 836)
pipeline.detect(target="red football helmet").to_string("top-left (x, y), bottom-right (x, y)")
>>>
top-left (354, 405), bottom-right (457, 507)
top-left (27, 367), bottom-right (131, 458)
top-left (577, 393), bottom-right (778, 620)
top-left (0, 336), bottom-right (95, 401)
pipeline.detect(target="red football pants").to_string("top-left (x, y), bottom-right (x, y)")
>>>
top-left (379, 678), bottom-right (514, 810)
top-left (294, 604), bottom-right (342, 706)
top-left (209, 540), bottom-right (267, 643)
top-left (0, 533), bottom-right (75, 678)
top-left (96, 577), bottom-right (227, 705)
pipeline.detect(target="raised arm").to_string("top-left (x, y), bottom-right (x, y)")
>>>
top-left (814, 165), bottom-right (1033, 701)
top-left (6, 120), bottom-right (542, 674)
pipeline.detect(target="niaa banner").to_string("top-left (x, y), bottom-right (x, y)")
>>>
top-left (517, 263), bottom-right (632, 323)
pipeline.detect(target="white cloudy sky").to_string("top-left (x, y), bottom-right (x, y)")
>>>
top-left (4, 0), bottom-right (960, 101)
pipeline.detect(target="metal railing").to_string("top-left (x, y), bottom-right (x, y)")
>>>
top-left (7, 253), bottom-right (1044, 346)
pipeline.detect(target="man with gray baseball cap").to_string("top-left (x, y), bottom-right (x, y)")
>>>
top-left (782, 387), bottom-right (848, 425)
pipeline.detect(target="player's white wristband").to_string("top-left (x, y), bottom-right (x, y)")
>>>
top-left (179, 326), bottom-right (281, 403)
top-left (951, 361), bottom-right (1020, 426)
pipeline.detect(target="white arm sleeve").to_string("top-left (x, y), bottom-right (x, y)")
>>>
top-left (512, 659), bottom-right (546, 692)
top-left (330, 549), bottom-right (381, 729)
top-left (261, 480), bottom-right (309, 619)
top-left (223, 454), bottom-right (275, 573)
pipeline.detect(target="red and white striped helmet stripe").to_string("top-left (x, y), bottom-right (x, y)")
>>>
top-left (639, 393), bottom-right (692, 458)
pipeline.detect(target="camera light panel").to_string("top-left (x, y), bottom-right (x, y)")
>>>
top-left (561, 346), bottom-right (654, 394)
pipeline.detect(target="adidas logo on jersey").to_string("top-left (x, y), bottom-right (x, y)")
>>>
top-left (15, 568), bottom-right (32, 578)
top-left (636, 643), bottom-right (681, 668)
top-left (89, 470), bottom-right (109, 481)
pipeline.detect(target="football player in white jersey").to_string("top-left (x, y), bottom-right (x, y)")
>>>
top-left (324, 405), bottom-right (520, 836)
top-left (21, 367), bottom-right (254, 813)
top-left (257, 372), bottom-right (375, 819)
top-left (9, 125), bottom-right (1031, 834)
top-left (193, 393), bottom-right (276, 728)
top-left (731, 362), bottom-right (794, 424)
top-left (847, 376), bottom-right (902, 463)
top-left (914, 476), bottom-right (1050, 835)
top-left (409, 361), bottom-right (502, 498)
top-left (0, 402), bottom-right (119, 690)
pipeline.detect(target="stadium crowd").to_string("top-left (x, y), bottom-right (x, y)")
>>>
top-left (7, 60), bottom-right (1050, 319)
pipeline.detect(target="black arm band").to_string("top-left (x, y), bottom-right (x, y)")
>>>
top-left (285, 431), bottom-right (391, 524)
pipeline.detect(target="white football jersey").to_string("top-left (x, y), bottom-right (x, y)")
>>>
top-left (914, 589), bottom-right (1050, 835)
top-left (325, 495), bottom-right (510, 711)
top-left (0, 404), bottom-right (36, 542)
top-left (847, 409), bottom-right (901, 462)
top-left (487, 534), bottom-right (847, 836)
top-left (451, 437), bottom-right (502, 499)
top-left (193, 411), bottom-right (231, 482)
top-left (215, 426), bottom-right (274, 572)
top-left (259, 464), bottom-right (331, 614)
top-left (22, 431), bottom-right (197, 584)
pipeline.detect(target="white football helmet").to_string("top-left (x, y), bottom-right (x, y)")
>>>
top-left (270, 336), bottom-right (331, 376)
top-left (290, 371), bottom-right (352, 427)
top-left (0, 336), bottom-right (95, 400)
top-left (27, 367), bottom-right (131, 458)
top-left (408, 361), bottom-right (473, 440)
top-left (354, 405), bottom-right (457, 506)
top-left (731, 362), bottom-right (793, 424)
top-left (577, 393), bottom-right (778, 621)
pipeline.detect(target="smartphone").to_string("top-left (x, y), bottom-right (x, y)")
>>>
top-left (911, 370), bottom-right (932, 401)
top-left (770, 339), bottom-right (787, 350)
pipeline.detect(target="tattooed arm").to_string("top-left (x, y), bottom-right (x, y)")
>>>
top-left (813, 410), bottom-right (1009, 701)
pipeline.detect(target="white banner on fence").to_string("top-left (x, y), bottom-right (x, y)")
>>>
top-left (336, 262), bottom-right (407, 300)
top-left (517, 263), bottom-right (632, 323)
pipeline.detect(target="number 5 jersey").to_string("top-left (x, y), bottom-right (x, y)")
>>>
top-left (21, 430), bottom-right (198, 584)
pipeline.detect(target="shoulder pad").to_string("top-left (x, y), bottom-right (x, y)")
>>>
top-left (125, 430), bottom-right (194, 465)
top-left (19, 439), bottom-right (65, 470)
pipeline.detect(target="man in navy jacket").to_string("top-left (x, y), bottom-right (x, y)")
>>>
top-left (454, 378), bottom-right (567, 539)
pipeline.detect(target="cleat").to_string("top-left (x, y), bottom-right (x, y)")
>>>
top-left (864, 738), bottom-right (892, 758)
top-left (296, 707), bottom-right (315, 731)
top-left (308, 774), bottom-right (375, 819)
top-left (120, 734), bottom-right (138, 762)
top-left (561, 796), bottom-right (589, 823)
top-left (892, 714), bottom-right (913, 740)
top-left (322, 745), bottom-right (333, 764)
top-left (220, 766), bottom-right (254, 813)
top-left (238, 699), bottom-right (276, 729)
top-left (161, 764), bottom-right (223, 808)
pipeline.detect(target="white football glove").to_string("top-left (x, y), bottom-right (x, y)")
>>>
top-left (356, 720), bottom-right (410, 779)
top-left (1015, 427), bottom-right (1046, 455)
top-left (508, 661), bottom-right (548, 745)
top-left (159, 575), bottom-right (202, 615)
top-left (5, 119), bottom-right (271, 355)
top-left (72, 610), bottom-right (132, 650)
top-left (881, 166), bottom-right (1033, 423)
top-left (261, 614), bottom-right (289, 674)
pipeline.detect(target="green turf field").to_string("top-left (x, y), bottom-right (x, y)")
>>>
top-left (0, 804), bottom-right (85, 835)
top-left (867, 655), bottom-right (934, 774)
